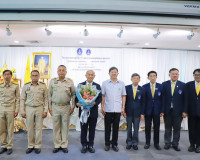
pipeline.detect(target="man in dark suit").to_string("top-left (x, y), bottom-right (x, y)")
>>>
top-left (143, 71), bottom-right (162, 150)
top-left (75, 70), bottom-right (102, 153)
top-left (124, 73), bottom-right (145, 150)
top-left (186, 68), bottom-right (200, 153)
top-left (161, 68), bottom-right (187, 151)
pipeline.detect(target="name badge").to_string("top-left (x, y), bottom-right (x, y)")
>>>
top-left (158, 91), bottom-right (161, 96)
top-left (178, 90), bottom-right (182, 94)
top-left (138, 95), bottom-right (141, 100)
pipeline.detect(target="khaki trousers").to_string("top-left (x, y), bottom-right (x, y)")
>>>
top-left (52, 104), bottom-right (71, 148)
top-left (0, 110), bottom-right (14, 149)
top-left (26, 105), bottom-right (43, 149)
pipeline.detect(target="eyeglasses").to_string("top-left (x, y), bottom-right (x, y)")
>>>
top-left (194, 74), bottom-right (200, 77)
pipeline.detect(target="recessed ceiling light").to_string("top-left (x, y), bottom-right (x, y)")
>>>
top-left (198, 45), bottom-right (200, 48)
top-left (145, 43), bottom-right (149, 46)
top-left (14, 40), bottom-right (19, 43)
top-left (80, 41), bottom-right (84, 44)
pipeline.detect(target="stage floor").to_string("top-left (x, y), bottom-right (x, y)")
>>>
top-left (0, 130), bottom-right (199, 160)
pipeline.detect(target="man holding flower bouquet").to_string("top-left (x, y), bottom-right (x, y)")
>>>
top-left (76, 70), bottom-right (102, 153)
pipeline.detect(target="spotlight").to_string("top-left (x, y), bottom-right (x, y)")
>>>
top-left (153, 28), bottom-right (160, 39)
top-left (117, 27), bottom-right (123, 38)
top-left (84, 25), bottom-right (89, 36)
top-left (45, 25), bottom-right (52, 36)
top-left (6, 24), bottom-right (12, 36)
top-left (187, 32), bottom-right (194, 40)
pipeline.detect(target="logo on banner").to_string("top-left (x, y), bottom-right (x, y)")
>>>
top-left (86, 49), bottom-right (91, 55)
top-left (77, 48), bottom-right (82, 55)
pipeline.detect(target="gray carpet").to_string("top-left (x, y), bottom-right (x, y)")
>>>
top-left (0, 130), bottom-right (199, 160)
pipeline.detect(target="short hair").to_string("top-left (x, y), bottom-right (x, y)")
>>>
top-left (193, 68), bottom-right (200, 74)
top-left (57, 65), bottom-right (67, 70)
top-left (169, 68), bottom-right (179, 73)
top-left (131, 73), bottom-right (140, 79)
top-left (31, 70), bottom-right (40, 75)
top-left (3, 70), bottom-right (12, 76)
top-left (109, 66), bottom-right (118, 73)
top-left (86, 70), bottom-right (95, 75)
top-left (147, 71), bottom-right (157, 77)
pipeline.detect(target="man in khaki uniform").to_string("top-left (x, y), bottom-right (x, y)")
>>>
top-left (20, 70), bottom-right (48, 154)
top-left (49, 65), bottom-right (75, 153)
top-left (0, 70), bottom-right (20, 155)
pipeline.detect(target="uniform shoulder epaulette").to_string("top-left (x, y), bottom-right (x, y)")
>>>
top-left (39, 81), bottom-right (45, 84)
top-left (67, 78), bottom-right (73, 81)
top-left (25, 81), bottom-right (31, 85)
top-left (12, 81), bottom-right (19, 85)
top-left (0, 81), bottom-right (4, 85)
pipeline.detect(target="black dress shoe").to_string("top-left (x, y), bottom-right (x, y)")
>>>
top-left (195, 146), bottom-right (200, 153)
top-left (126, 145), bottom-right (132, 150)
top-left (164, 144), bottom-right (170, 150)
top-left (52, 148), bottom-right (59, 153)
top-left (104, 145), bottom-right (110, 151)
top-left (35, 148), bottom-right (41, 154)
top-left (7, 149), bottom-right (13, 155)
top-left (88, 146), bottom-right (95, 153)
top-left (26, 148), bottom-right (34, 154)
top-left (62, 148), bottom-right (68, 153)
top-left (188, 145), bottom-right (195, 152)
top-left (144, 144), bottom-right (150, 149)
top-left (112, 145), bottom-right (119, 152)
top-left (172, 146), bottom-right (181, 151)
top-left (133, 145), bottom-right (138, 150)
top-left (154, 145), bottom-right (161, 150)
top-left (0, 148), bottom-right (7, 154)
top-left (81, 146), bottom-right (87, 153)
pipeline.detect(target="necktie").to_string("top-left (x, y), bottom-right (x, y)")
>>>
top-left (151, 84), bottom-right (155, 98)
top-left (196, 82), bottom-right (200, 96)
top-left (133, 87), bottom-right (137, 100)
top-left (172, 82), bottom-right (175, 96)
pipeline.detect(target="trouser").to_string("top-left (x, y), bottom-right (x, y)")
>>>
top-left (52, 104), bottom-right (71, 148)
top-left (104, 112), bottom-right (121, 146)
top-left (126, 116), bottom-right (140, 146)
top-left (164, 109), bottom-right (183, 147)
top-left (80, 116), bottom-right (97, 147)
top-left (188, 116), bottom-right (200, 147)
top-left (0, 110), bottom-right (14, 149)
top-left (145, 114), bottom-right (160, 145)
top-left (26, 105), bottom-right (43, 149)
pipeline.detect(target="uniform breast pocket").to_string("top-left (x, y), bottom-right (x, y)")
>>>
top-left (38, 90), bottom-right (44, 97)
top-left (65, 86), bottom-right (71, 95)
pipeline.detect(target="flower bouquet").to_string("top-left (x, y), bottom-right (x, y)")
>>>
top-left (76, 84), bottom-right (101, 123)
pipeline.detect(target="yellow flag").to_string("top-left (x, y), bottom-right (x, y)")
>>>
top-left (24, 56), bottom-right (31, 83)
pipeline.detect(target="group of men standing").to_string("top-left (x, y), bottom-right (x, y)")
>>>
top-left (0, 65), bottom-right (200, 156)
top-left (100, 67), bottom-right (200, 154)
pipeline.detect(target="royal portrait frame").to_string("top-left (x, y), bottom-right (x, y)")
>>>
top-left (32, 52), bottom-right (52, 79)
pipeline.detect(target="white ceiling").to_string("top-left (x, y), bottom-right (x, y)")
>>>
top-left (0, 22), bottom-right (200, 50)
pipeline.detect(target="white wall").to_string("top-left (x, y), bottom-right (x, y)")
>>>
top-left (0, 47), bottom-right (199, 87)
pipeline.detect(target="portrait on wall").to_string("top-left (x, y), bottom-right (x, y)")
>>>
top-left (32, 52), bottom-right (52, 79)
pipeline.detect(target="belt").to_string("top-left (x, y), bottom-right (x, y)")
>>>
top-left (53, 102), bottom-right (70, 106)
top-left (0, 104), bottom-right (12, 107)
